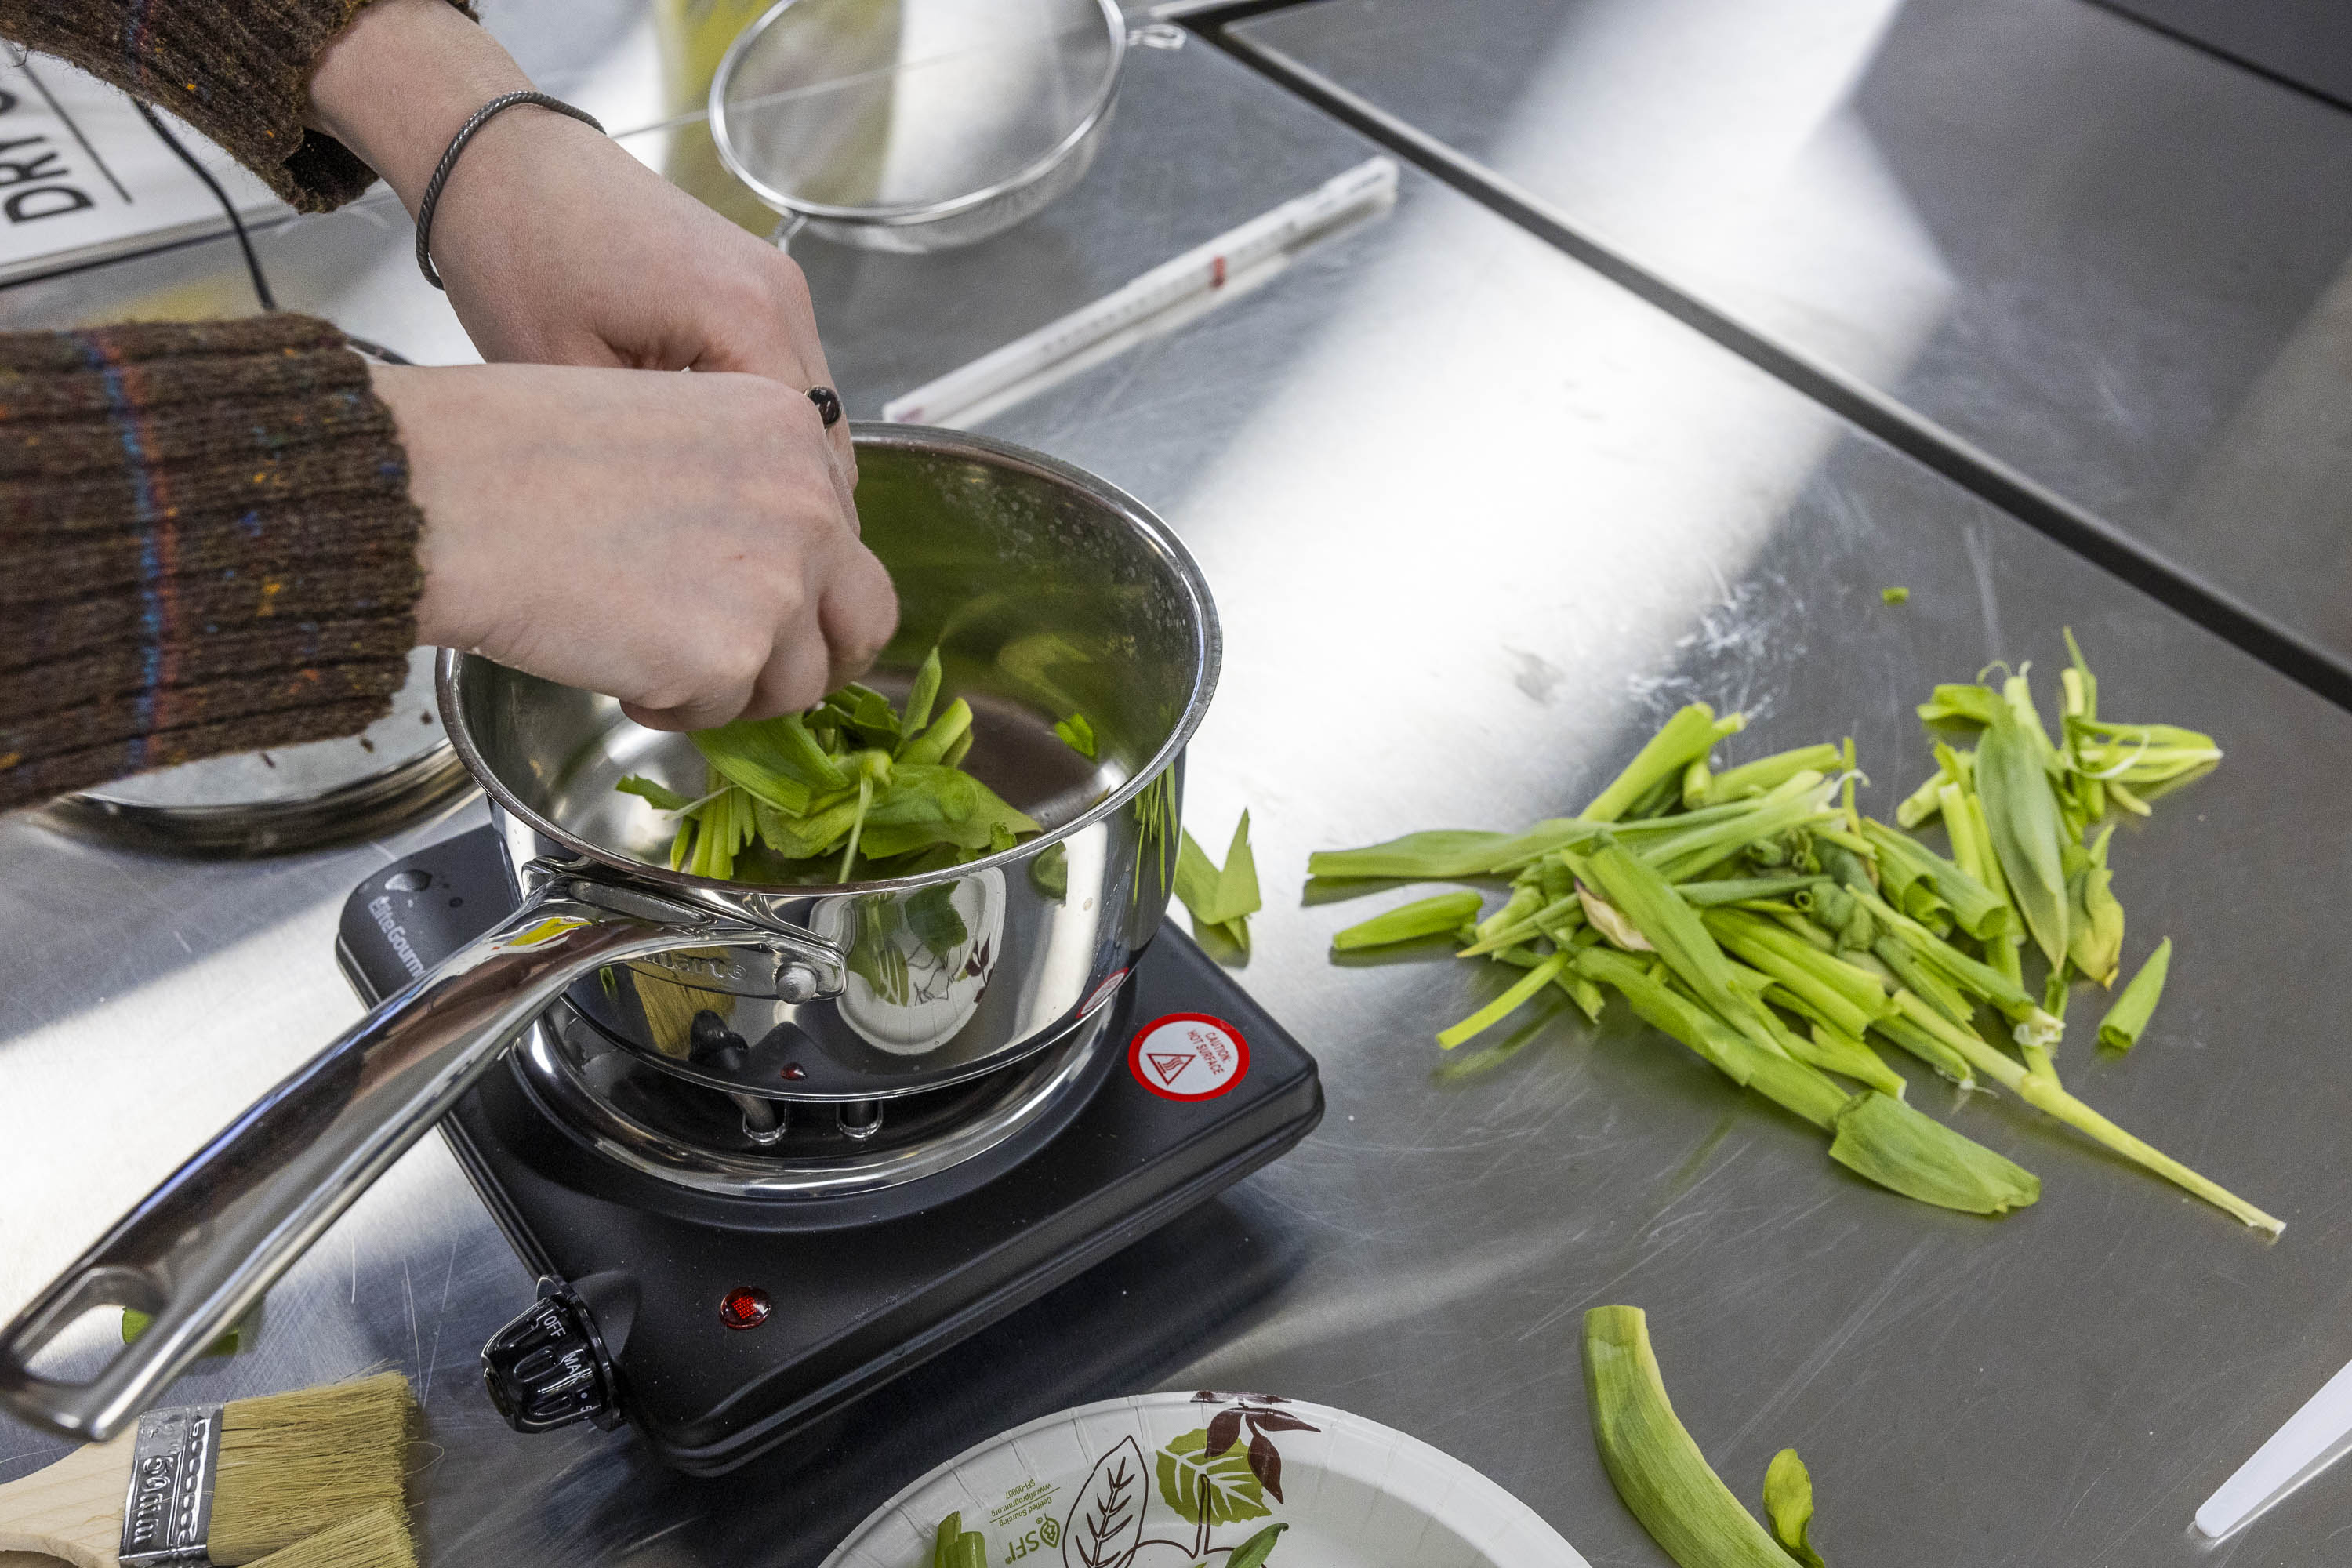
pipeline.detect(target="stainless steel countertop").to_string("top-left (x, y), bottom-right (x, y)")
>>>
top-left (1227, 0), bottom-right (2352, 681)
top-left (9, 9), bottom-right (2352, 1567)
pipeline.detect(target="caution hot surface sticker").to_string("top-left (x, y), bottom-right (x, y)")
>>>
top-left (1127, 1013), bottom-right (1249, 1101)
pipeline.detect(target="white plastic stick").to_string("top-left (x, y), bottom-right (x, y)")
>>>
top-left (2195, 1354), bottom-right (2352, 1538)
top-left (882, 156), bottom-right (1399, 426)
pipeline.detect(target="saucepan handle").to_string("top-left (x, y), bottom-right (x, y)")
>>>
top-left (0, 877), bottom-right (830, 1443)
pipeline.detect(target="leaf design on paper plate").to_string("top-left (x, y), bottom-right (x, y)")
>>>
top-left (1063, 1436), bottom-right (1149, 1568)
top-left (1155, 1429), bottom-right (1271, 1528)
top-left (1246, 1430), bottom-right (1284, 1504)
top-left (1242, 1411), bottom-right (1315, 1435)
top-left (1206, 1410), bottom-right (1243, 1461)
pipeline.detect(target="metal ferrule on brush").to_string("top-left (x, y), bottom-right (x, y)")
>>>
top-left (117, 1404), bottom-right (222, 1566)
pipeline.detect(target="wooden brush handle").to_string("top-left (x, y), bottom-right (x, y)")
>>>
top-left (0, 1433), bottom-right (132, 1566)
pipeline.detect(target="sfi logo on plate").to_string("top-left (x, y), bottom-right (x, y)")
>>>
top-left (1127, 1013), bottom-right (1249, 1101)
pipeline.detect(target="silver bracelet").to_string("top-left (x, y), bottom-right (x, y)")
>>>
top-left (414, 90), bottom-right (604, 289)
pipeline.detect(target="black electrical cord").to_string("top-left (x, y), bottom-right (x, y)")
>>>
top-left (134, 100), bottom-right (414, 365)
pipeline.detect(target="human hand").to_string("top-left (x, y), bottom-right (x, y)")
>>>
top-left (374, 361), bottom-right (897, 731)
top-left (308, 0), bottom-right (856, 484)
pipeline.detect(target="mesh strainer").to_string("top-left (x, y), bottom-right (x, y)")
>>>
top-left (708, 0), bottom-right (1138, 252)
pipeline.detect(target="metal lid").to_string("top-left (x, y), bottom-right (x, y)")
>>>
top-left (45, 647), bottom-right (475, 856)
top-left (710, 0), bottom-right (1124, 230)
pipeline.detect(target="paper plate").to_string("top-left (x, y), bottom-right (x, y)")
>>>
top-left (823, 1393), bottom-right (1588, 1568)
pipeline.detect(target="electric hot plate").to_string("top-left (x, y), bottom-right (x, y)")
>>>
top-left (336, 826), bottom-right (1323, 1475)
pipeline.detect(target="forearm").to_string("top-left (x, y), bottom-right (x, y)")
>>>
top-left (0, 0), bottom-right (475, 211)
top-left (303, 0), bottom-right (534, 213)
top-left (0, 317), bottom-right (422, 811)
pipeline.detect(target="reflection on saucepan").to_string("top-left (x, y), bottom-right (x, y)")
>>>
top-left (833, 871), bottom-right (1007, 1054)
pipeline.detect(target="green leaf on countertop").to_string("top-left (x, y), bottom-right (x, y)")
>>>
top-left (1762, 1450), bottom-right (1827, 1568)
top-left (2067, 824), bottom-right (2123, 986)
top-left (1178, 811), bottom-right (1261, 953)
top-left (1583, 1305), bottom-right (1806, 1568)
top-left (1916, 683), bottom-right (2002, 731)
top-left (1054, 711), bottom-right (1098, 759)
top-left (1307, 821), bottom-right (1592, 880)
top-left (2098, 938), bottom-right (2172, 1052)
top-left (1879, 586), bottom-right (1909, 604)
top-left (1828, 1091), bottom-right (2040, 1215)
top-left (1976, 702), bottom-right (2072, 969)
top-left (1332, 890), bottom-right (1485, 951)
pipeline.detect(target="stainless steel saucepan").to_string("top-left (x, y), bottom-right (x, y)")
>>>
top-left (0, 426), bottom-right (1218, 1443)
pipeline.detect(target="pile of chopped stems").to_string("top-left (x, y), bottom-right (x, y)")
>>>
top-left (1313, 640), bottom-right (2278, 1235)
top-left (615, 648), bottom-right (1040, 883)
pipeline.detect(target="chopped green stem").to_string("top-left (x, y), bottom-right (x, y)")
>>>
top-left (1893, 993), bottom-right (2280, 1233)
top-left (1678, 876), bottom-right (1831, 906)
top-left (1704, 911), bottom-right (1886, 1037)
top-left (1871, 935), bottom-right (1971, 1026)
top-left (2098, 938), bottom-right (2172, 1051)
top-left (1579, 841), bottom-right (1786, 1060)
top-left (2015, 1073), bottom-right (2280, 1234)
top-left (1778, 1017), bottom-right (1905, 1098)
top-left (1334, 891), bottom-right (1487, 951)
top-left (1583, 705), bottom-right (1745, 822)
top-left (1438, 953), bottom-right (1569, 1048)
top-left (1645, 777), bottom-right (1836, 881)
top-left (1869, 1007), bottom-right (1976, 1087)
top-left (1706, 744), bottom-right (1842, 804)
top-left (1575, 949), bottom-right (1845, 1127)
top-left (1896, 770), bottom-right (1945, 829)
top-left (1462, 889), bottom-right (1587, 957)
top-left (1682, 756), bottom-right (1713, 811)
top-left (1583, 1306), bottom-right (1810, 1568)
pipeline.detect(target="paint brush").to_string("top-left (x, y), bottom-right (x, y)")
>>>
top-left (0, 1371), bottom-right (416, 1566)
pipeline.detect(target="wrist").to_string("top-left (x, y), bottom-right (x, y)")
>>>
top-left (307, 0), bottom-right (532, 212)
top-left (372, 361), bottom-right (492, 650)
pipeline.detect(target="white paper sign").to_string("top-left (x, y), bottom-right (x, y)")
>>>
top-left (0, 53), bottom-right (289, 285)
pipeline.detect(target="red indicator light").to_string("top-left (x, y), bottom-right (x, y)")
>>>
top-left (719, 1287), bottom-right (771, 1330)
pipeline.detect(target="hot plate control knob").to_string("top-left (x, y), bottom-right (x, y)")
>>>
top-left (481, 1273), bottom-right (636, 1434)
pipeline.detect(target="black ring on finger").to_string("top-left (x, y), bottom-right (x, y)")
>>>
top-left (807, 386), bottom-right (842, 428)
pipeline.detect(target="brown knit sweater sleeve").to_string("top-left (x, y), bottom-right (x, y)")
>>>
top-left (0, 0), bottom-right (471, 212)
top-left (0, 314), bottom-right (423, 812)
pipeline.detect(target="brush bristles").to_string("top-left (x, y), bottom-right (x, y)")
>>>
top-left (209, 1372), bottom-right (417, 1565)
top-left (240, 1504), bottom-right (418, 1568)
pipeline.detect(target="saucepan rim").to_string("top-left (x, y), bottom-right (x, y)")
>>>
top-left (437, 422), bottom-right (1219, 898)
